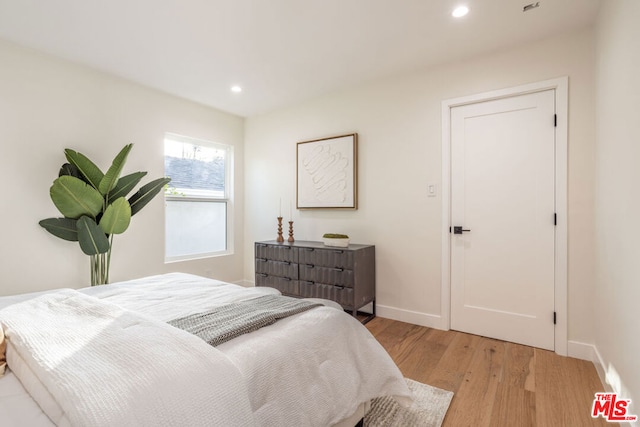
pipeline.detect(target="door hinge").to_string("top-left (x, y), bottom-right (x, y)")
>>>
top-left (554, 114), bottom-right (557, 127)
top-left (553, 311), bottom-right (557, 325)
top-left (554, 213), bottom-right (557, 226)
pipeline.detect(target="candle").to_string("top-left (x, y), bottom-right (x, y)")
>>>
top-left (279, 198), bottom-right (282, 217)
top-left (289, 200), bottom-right (292, 220)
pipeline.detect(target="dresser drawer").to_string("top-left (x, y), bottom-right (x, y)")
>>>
top-left (254, 240), bottom-right (375, 323)
top-left (298, 247), bottom-right (353, 268)
top-left (299, 264), bottom-right (354, 287)
top-left (299, 281), bottom-right (354, 308)
top-left (255, 259), bottom-right (298, 278)
top-left (255, 274), bottom-right (300, 296)
top-left (255, 243), bottom-right (297, 263)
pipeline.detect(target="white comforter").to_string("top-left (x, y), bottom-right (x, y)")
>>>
top-left (0, 273), bottom-right (412, 426)
top-left (1, 289), bottom-right (255, 427)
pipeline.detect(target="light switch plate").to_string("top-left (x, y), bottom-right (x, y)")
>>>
top-left (428, 183), bottom-right (437, 197)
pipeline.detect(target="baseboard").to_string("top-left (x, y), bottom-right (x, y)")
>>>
top-left (590, 344), bottom-right (613, 393)
top-left (569, 341), bottom-right (639, 426)
top-left (591, 345), bottom-right (638, 427)
top-left (567, 340), bottom-right (597, 362)
top-left (375, 305), bottom-right (443, 329)
top-left (233, 279), bottom-right (254, 288)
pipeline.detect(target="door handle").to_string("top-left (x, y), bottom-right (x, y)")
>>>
top-left (453, 226), bottom-right (471, 234)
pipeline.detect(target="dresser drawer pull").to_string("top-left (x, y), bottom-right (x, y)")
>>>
top-left (258, 273), bottom-right (268, 277)
top-left (257, 258), bottom-right (267, 262)
top-left (304, 281), bottom-right (315, 285)
top-left (335, 285), bottom-right (345, 290)
top-left (305, 264), bottom-right (314, 268)
top-left (284, 246), bottom-right (292, 250)
top-left (333, 250), bottom-right (344, 254)
top-left (283, 277), bottom-right (292, 281)
top-left (256, 244), bottom-right (268, 248)
top-left (305, 248), bottom-right (314, 252)
top-left (333, 267), bottom-right (344, 272)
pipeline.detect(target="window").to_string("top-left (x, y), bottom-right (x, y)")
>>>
top-left (164, 133), bottom-right (232, 261)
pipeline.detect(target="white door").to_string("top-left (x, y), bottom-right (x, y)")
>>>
top-left (450, 89), bottom-right (556, 350)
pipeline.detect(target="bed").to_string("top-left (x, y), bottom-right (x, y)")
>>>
top-left (0, 273), bottom-right (411, 426)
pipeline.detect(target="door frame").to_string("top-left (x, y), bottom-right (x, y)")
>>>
top-left (440, 77), bottom-right (568, 356)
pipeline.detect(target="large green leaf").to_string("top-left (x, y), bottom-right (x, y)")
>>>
top-left (77, 216), bottom-right (110, 255)
top-left (38, 218), bottom-right (79, 241)
top-left (107, 171), bottom-right (147, 201)
top-left (99, 144), bottom-right (133, 196)
top-left (99, 197), bottom-right (131, 235)
top-left (50, 176), bottom-right (104, 219)
top-left (59, 163), bottom-right (94, 187)
top-left (64, 149), bottom-right (104, 190)
top-left (128, 177), bottom-right (171, 216)
top-left (58, 163), bottom-right (80, 178)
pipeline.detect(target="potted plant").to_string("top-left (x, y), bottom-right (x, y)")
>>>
top-left (39, 144), bottom-right (170, 285)
top-left (322, 233), bottom-right (350, 248)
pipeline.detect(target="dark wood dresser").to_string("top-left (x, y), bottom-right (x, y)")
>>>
top-left (254, 240), bottom-right (375, 322)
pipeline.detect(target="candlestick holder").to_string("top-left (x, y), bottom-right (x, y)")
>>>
top-left (288, 221), bottom-right (295, 242)
top-left (276, 217), bottom-right (284, 242)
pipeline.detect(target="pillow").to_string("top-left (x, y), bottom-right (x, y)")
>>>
top-left (0, 327), bottom-right (6, 376)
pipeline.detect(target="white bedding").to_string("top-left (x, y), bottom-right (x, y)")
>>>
top-left (0, 372), bottom-right (54, 427)
top-left (2, 289), bottom-right (256, 427)
top-left (0, 273), bottom-right (412, 426)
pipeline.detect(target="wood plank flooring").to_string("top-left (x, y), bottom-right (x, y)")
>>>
top-left (366, 317), bottom-right (613, 427)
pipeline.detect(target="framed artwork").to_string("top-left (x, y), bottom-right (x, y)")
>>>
top-left (296, 133), bottom-right (358, 209)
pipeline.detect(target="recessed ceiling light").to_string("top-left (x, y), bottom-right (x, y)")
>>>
top-left (452, 5), bottom-right (469, 18)
top-left (231, 85), bottom-right (242, 93)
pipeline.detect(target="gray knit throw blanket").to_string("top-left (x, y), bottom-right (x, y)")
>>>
top-left (168, 294), bottom-right (322, 347)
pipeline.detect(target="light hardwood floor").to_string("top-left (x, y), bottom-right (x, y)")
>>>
top-left (366, 317), bottom-right (614, 427)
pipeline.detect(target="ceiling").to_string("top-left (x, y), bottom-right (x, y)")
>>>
top-left (0, 0), bottom-right (599, 117)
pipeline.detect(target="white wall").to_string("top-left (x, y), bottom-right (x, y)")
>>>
top-left (245, 29), bottom-right (597, 345)
top-left (594, 0), bottom-right (640, 420)
top-left (0, 39), bottom-right (245, 295)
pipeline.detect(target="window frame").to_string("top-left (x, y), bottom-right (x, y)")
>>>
top-left (164, 132), bottom-right (234, 263)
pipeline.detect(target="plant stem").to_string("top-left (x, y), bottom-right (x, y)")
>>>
top-left (90, 245), bottom-right (112, 286)
top-left (106, 236), bottom-right (113, 284)
top-left (90, 255), bottom-right (96, 286)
